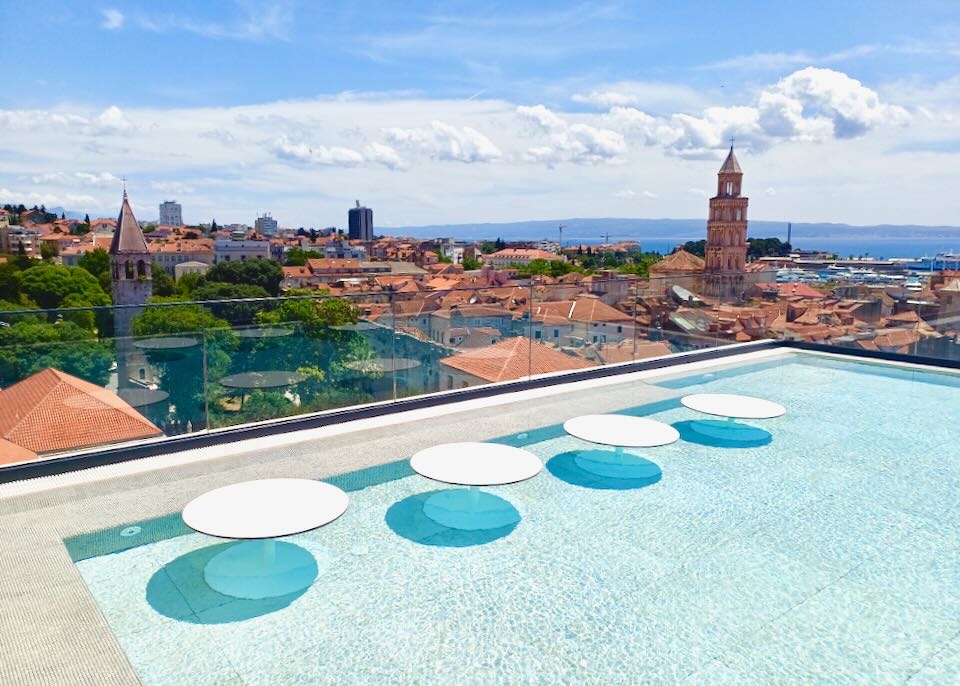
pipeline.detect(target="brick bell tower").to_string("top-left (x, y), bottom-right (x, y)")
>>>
top-left (704, 146), bottom-right (748, 299)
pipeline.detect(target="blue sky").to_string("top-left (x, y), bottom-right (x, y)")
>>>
top-left (2, 1), bottom-right (960, 227)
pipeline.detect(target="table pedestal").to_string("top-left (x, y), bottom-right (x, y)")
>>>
top-left (421, 486), bottom-right (520, 531)
top-left (203, 540), bottom-right (319, 600)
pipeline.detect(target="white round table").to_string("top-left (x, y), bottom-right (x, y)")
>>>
top-left (562, 414), bottom-right (676, 481)
top-left (563, 415), bottom-right (680, 453)
top-left (410, 442), bottom-right (541, 530)
top-left (182, 479), bottom-right (348, 599)
top-left (680, 393), bottom-right (785, 420)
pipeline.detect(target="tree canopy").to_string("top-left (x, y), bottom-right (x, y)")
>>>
top-left (16, 263), bottom-right (110, 311)
top-left (0, 320), bottom-right (113, 387)
top-left (205, 258), bottom-right (283, 296)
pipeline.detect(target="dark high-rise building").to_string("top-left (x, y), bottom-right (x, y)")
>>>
top-left (348, 200), bottom-right (373, 241)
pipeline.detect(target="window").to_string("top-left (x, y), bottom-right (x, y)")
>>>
top-left (725, 181), bottom-right (733, 195)
top-left (534, 330), bottom-right (542, 339)
top-left (736, 209), bottom-right (742, 221)
top-left (617, 325), bottom-right (623, 333)
top-left (553, 329), bottom-right (559, 338)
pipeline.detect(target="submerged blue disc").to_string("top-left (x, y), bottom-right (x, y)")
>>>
top-left (573, 450), bottom-right (663, 480)
top-left (203, 540), bottom-right (321, 600)
top-left (421, 489), bottom-right (520, 531)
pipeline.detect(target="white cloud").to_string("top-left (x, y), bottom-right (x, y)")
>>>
top-left (0, 188), bottom-right (99, 208)
top-left (0, 106), bottom-right (133, 136)
top-left (270, 136), bottom-right (365, 167)
top-left (612, 189), bottom-right (657, 199)
top-left (572, 81), bottom-right (705, 111)
top-left (383, 121), bottom-right (502, 163)
top-left (601, 67), bottom-right (907, 158)
top-left (97, 4), bottom-right (293, 41)
top-left (100, 8), bottom-right (124, 30)
top-left (29, 171), bottom-right (120, 187)
top-left (517, 105), bottom-right (626, 166)
top-left (151, 180), bottom-right (195, 195)
top-left (364, 142), bottom-right (408, 170)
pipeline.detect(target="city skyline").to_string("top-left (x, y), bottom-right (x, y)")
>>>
top-left (2, 1), bottom-right (960, 227)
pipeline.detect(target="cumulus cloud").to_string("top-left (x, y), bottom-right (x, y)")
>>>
top-left (599, 67), bottom-right (907, 159)
top-left (0, 106), bottom-right (134, 136)
top-left (383, 121), bottom-right (502, 163)
top-left (517, 105), bottom-right (626, 166)
top-left (364, 142), bottom-right (407, 170)
top-left (100, 8), bottom-right (124, 30)
top-left (270, 136), bottom-right (365, 166)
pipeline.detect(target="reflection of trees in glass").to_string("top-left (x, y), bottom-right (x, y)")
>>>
top-left (132, 302), bottom-right (238, 429)
top-left (0, 320), bottom-right (113, 387)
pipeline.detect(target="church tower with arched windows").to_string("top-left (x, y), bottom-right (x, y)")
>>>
top-left (704, 146), bottom-right (748, 298)
top-left (110, 190), bottom-right (152, 387)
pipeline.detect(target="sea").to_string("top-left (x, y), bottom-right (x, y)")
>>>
top-left (641, 236), bottom-right (960, 259)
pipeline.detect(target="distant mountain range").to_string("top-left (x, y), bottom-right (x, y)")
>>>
top-left (389, 217), bottom-right (960, 244)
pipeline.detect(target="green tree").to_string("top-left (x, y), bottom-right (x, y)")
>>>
top-left (78, 248), bottom-right (110, 280)
top-left (84, 213), bottom-right (90, 224)
top-left (17, 263), bottom-right (111, 314)
top-left (0, 320), bottom-right (113, 387)
top-left (677, 240), bottom-right (706, 257)
top-left (515, 259), bottom-right (579, 278)
top-left (132, 301), bottom-right (237, 429)
top-left (284, 247), bottom-right (322, 266)
top-left (192, 282), bottom-right (270, 325)
top-left (205, 258), bottom-right (283, 296)
top-left (462, 256), bottom-right (482, 270)
top-left (151, 263), bottom-right (176, 297)
top-left (0, 261), bottom-right (22, 302)
top-left (40, 243), bottom-right (55, 260)
top-left (176, 272), bottom-right (202, 297)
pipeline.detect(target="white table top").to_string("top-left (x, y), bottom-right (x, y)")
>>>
top-left (182, 478), bottom-right (349, 540)
top-left (410, 442), bottom-right (542, 486)
top-left (563, 414), bottom-right (680, 448)
top-left (681, 393), bottom-right (786, 419)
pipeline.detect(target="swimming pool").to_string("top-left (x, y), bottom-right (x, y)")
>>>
top-left (68, 354), bottom-right (960, 684)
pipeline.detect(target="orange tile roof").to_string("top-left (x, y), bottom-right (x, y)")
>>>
top-left (533, 296), bottom-right (632, 323)
top-left (649, 249), bottom-right (705, 274)
top-left (440, 337), bottom-right (593, 382)
top-left (0, 368), bottom-right (161, 464)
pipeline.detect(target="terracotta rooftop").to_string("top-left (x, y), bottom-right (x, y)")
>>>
top-left (0, 368), bottom-right (162, 465)
top-left (649, 249), bottom-right (705, 274)
top-left (440, 336), bottom-right (593, 383)
top-left (533, 295), bottom-right (632, 323)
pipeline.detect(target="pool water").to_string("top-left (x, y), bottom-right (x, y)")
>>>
top-left (71, 355), bottom-right (960, 685)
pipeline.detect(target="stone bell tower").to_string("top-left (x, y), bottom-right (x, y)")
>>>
top-left (704, 146), bottom-right (748, 299)
top-left (109, 190), bottom-right (152, 388)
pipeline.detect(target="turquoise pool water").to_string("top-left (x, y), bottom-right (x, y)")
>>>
top-left (70, 354), bottom-right (960, 685)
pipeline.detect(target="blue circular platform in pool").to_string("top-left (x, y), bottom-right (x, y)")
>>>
top-left (685, 419), bottom-right (772, 447)
top-left (547, 450), bottom-right (662, 490)
top-left (203, 540), bottom-right (321, 600)
top-left (421, 488), bottom-right (520, 531)
top-left (573, 449), bottom-right (663, 480)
